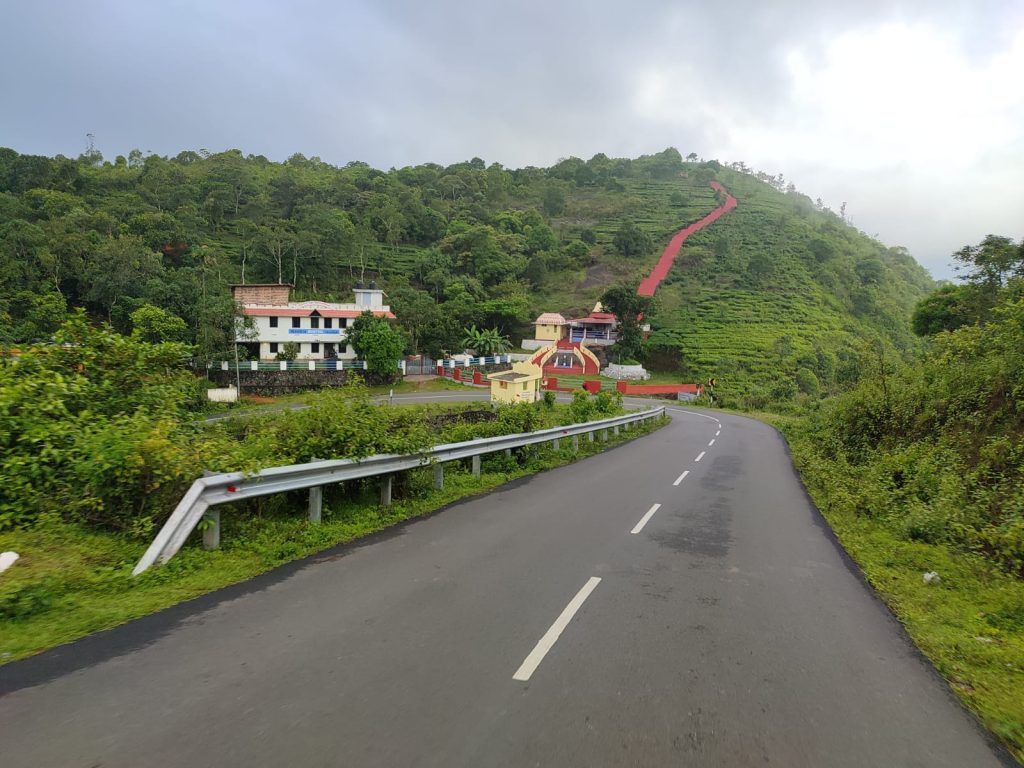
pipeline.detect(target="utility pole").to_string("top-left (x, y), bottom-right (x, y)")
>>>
top-left (233, 340), bottom-right (241, 397)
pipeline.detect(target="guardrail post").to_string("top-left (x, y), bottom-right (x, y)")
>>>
top-left (308, 485), bottom-right (323, 523)
top-left (504, 448), bottom-right (512, 458)
top-left (572, 434), bottom-right (579, 452)
top-left (552, 437), bottom-right (560, 451)
top-left (433, 464), bottom-right (444, 490)
top-left (380, 475), bottom-right (393, 506)
top-left (471, 454), bottom-right (481, 479)
top-left (588, 431), bottom-right (595, 443)
top-left (601, 429), bottom-right (609, 442)
top-left (613, 425), bottom-right (620, 436)
top-left (202, 510), bottom-right (220, 550)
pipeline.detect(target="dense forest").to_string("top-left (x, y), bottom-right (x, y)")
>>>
top-left (1, 145), bottom-right (932, 405)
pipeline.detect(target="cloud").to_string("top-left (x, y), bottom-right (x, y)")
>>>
top-left (1, 0), bottom-right (1021, 278)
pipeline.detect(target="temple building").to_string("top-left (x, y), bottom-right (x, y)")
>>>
top-left (521, 304), bottom-right (618, 350)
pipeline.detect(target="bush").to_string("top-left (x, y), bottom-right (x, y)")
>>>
top-left (276, 341), bottom-right (299, 361)
top-left (567, 391), bottom-right (595, 423)
top-left (543, 390), bottom-right (556, 408)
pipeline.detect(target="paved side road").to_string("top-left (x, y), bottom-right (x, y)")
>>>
top-left (0, 408), bottom-right (1013, 767)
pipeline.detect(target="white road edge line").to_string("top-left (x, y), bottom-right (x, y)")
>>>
top-left (666, 407), bottom-right (721, 424)
top-left (513, 577), bottom-right (602, 682)
top-left (695, 451), bottom-right (706, 462)
top-left (673, 470), bottom-right (690, 486)
top-left (630, 503), bottom-right (662, 535)
top-left (708, 438), bottom-right (716, 446)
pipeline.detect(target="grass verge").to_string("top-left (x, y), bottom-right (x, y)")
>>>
top-left (765, 413), bottom-right (1024, 762)
top-left (0, 413), bottom-right (668, 665)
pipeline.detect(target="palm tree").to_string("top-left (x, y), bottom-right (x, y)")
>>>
top-left (461, 325), bottom-right (511, 356)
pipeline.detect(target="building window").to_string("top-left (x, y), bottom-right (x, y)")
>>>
top-left (500, 381), bottom-right (507, 389)
top-left (269, 316), bottom-right (278, 328)
top-left (324, 317), bottom-right (333, 329)
top-left (270, 342), bottom-right (279, 354)
top-left (311, 316), bottom-right (320, 329)
top-left (292, 316), bottom-right (301, 328)
top-left (311, 343), bottom-right (320, 354)
top-left (522, 383), bottom-right (528, 390)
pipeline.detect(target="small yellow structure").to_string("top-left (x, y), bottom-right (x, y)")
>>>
top-left (533, 313), bottom-right (567, 342)
top-left (488, 361), bottom-right (544, 404)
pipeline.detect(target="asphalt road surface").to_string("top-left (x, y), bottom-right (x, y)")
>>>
top-left (0, 404), bottom-right (1013, 767)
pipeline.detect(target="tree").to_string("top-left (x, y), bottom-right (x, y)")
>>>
top-left (795, 367), bottom-right (821, 396)
top-left (911, 284), bottom-right (971, 336)
top-left (542, 186), bottom-right (565, 216)
top-left (954, 234), bottom-right (1022, 289)
top-left (612, 220), bottom-right (653, 258)
top-left (855, 258), bottom-right (885, 286)
top-left (460, 325), bottom-right (511, 355)
top-left (82, 235), bottom-right (163, 321)
top-left (354, 316), bottom-right (405, 377)
top-left (129, 304), bottom-right (188, 343)
top-left (8, 290), bottom-right (68, 343)
top-left (600, 284), bottom-right (652, 362)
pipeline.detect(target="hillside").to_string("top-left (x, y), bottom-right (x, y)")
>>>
top-left (641, 166), bottom-right (934, 406)
top-left (0, 146), bottom-right (933, 404)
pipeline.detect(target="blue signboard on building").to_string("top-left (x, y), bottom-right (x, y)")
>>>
top-left (288, 328), bottom-right (342, 335)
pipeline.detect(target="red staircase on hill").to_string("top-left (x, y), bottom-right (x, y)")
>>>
top-left (637, 181), bottom-right (737, 297)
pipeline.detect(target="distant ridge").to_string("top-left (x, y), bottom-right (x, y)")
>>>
top-left (638, 181), bottom-right (738, 297)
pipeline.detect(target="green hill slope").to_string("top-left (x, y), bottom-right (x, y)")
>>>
top-left (0, 147), bottom-right (932, 406)
top-left (643, 167), bottom-right (933, 405)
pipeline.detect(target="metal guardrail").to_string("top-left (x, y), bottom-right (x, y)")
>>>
top-left (132, 406), bottom-right (665, 575)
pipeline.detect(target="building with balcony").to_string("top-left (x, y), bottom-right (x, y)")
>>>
top-left (567, 304), bottom-right (618, 345)
top-left (232, 282), bottom-right (395, 361)
top-left (521, 305), bottom-right (618, 351)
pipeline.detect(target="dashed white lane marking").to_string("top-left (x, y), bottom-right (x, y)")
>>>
top-left (630, 503), bottom-right (662, 535)
top-left (513, 577), bottom-right (602, 681)
top-left (695, 451), bottom-right (706, 462)
top-left (673, 470), bottom-right (690, 486)
top-left (708, 438), bottom-right (716, 447)
top-left (716, 429), bottom-right (721, 437)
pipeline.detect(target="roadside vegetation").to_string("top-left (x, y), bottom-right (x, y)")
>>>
top-left (768, 235), bottom-right (1024, 758)
top-left (0, 320), bottom-right (664, 660)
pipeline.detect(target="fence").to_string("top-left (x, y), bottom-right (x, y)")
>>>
top-left (132, 406), bottom-right (665, 575)
top-left (205, 360), bottom-right (405, 373)
top-left (437, 354), bottom-right (512, 369)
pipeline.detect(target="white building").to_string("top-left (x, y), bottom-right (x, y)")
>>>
top-left (232, 282), bottom-right (395, 361)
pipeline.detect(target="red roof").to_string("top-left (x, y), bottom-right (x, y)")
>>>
top-left (242, 307), bottom-right (396, 319)
top-left (573, 312), bottom-right (617, 324)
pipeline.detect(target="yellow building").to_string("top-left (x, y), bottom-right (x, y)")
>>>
top-left (488, 361), bottom-right (544, 404)
top-left (533, 313), bottom-right (567, 342)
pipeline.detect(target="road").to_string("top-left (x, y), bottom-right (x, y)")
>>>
top-left (0, 403), bottom-right (1012, 767)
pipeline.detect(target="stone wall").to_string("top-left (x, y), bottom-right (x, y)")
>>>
top-left (210, 368), bottom-right (351, 395)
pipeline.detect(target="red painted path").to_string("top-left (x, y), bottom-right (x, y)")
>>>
top-left (637, 181), bottom-right (737, 297)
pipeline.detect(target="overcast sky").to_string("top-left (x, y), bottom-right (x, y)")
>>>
top-left (2, 0), bottom-right (1022, 279)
